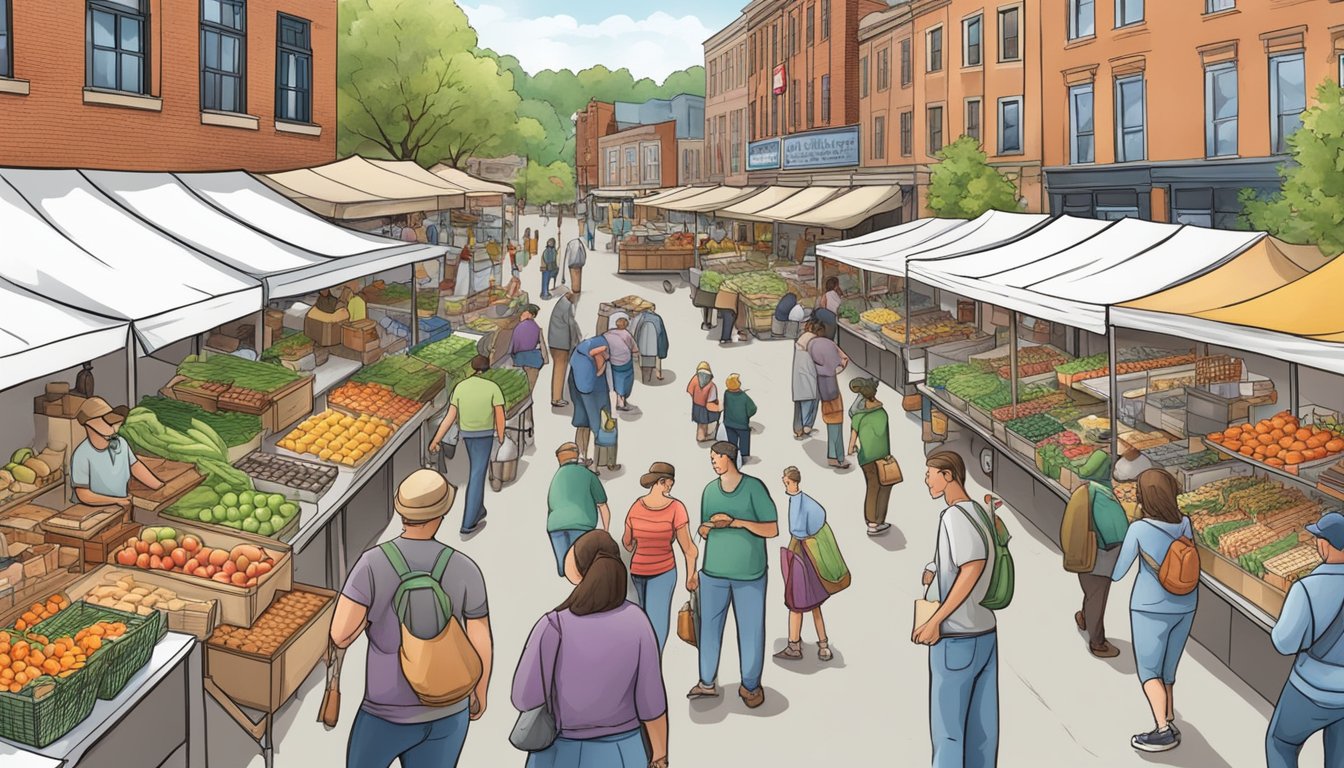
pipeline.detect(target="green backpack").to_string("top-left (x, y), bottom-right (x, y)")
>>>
top-left (956, 501), bottom-right (1015, 611)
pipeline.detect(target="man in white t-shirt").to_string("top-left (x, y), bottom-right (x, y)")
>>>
top-left (913, 450), bottom-right (998, 768)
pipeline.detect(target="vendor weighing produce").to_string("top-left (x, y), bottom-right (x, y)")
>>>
top-left (71, 396), bottom-right (164, 509)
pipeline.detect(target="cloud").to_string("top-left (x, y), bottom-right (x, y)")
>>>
top-left (463, 4), bottom-right (711, 81)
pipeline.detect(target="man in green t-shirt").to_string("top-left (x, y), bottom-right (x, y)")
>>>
top-left (545, 442), bottom-right (611, 577)
top-left (429, 355), bottom-right (505, 535)
top-left (688, 441), bottom-right (778, 709)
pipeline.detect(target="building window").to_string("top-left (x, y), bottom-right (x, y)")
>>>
top-left (998, 8), bottom-right (1020, 62)
top-left (789, 14), bottom-right (797, 56)
top-left (1206, 0), bottom-right (1234, 12)
top-left (625, 147), bottom-right (637, 184)
top-left (821, 0), bottom-right (830, 40)
top-left (88, 0), bottom-right (148, 94)
top-left (1270, 52), bottom-right (1306, 154)
top-left (709, 60), bottom-right (717, 96)
top-left (731, 110), bottom-right (742, 173)
top-left (927, 27), bottom-right (943, 73)
top-left (998, 96), bottom-right (1022, 154)
top-left (0, 0), bottom-right (11, 78)
top-left (873, 115), bottom-right (886, 160)
top-left (772, 24), bottom-right (778, 65)
top-left (772, 92), bottom-right (780, 135)
top-left (807, 80), bottom-right (815, 127)
top-left (807, 4), bottom-right (815, 46)
top-left (739, 43), bottom-right (746, 87)
top-left (1115, 75), bottom-right (1145, 162)
top-left (749, 101), bottom-right (756, 141)
top-left (607, 149), bottom-right (618, 185)
top-left (860, 55), bottom-right (869, 97)
top-left (1095, 190), bottom-right (1140, 220)
top-left (1068, 0), bottom-right (1094, 40)
top-left (276, 14), bottom-right (312, 123)
top-left (1205, 62), bottom-right (1237, 158)
top-left (790, 79), bottom-right (799, 130)
top-left (928, 105), bottom-right (944, 154)
top-left (963, 15), bottom-right (982, 67)
top-left (201, 1), bottom-right (246, 113)
top-left (718, 115), bottom-right (727, 173)
top-left (877, 48), bottom-right (889, 91)
top-left (900, 111), bottom-right (913, 156)
top-left (1069, 83), bottom-right (1094, 164)
top-left (1115, 0), bottom-right (1143, 28)
top-left (900, 38), bottom-right (911, 86)
top-left (965, 98), bottom-right (982, 142)
top-left (821, 75), bottom-right (831, 124)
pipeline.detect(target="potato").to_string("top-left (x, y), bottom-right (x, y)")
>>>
top-left (140, 596), bottom-right (159, 609)
top-left (130, 587), bottom-right (151, 597)
top-left (113, 602), bottom-right (135, 613)
top-left (165, 599), bottom-right (186, 612)
top-left (121, 594), bottom-right (144, 605)
top-left (136, 605), bottom-right (153, 616)
top-left (115, 580), bottom-right (133, 592)
top-left (152, 588), bottom-right (176, 599)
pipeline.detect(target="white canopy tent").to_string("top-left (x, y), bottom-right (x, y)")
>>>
top-left (0, 280), bottom-right (131, 392)
top-left (640, 186), bottom-right (759, 213)
top-left (816, 218), bottom-right (968, 269)
top-left (634, 186), bottom-right (697, 206)
top-left (789, 185), bottom-right (904, 230)
top-left (841, 210), bottom-right (1050, 278)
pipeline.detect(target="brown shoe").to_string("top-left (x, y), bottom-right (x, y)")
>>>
top-left (773, 641), bottom-right (803, 660)
top-left (686, 682), bottom-right (719, 699)
top-left (1074, 610), bottom-right (1086, 632)
top-left (739, 685), bottom-right (765, 709)
top-left (1089, 641), bottom-right (1121, 659)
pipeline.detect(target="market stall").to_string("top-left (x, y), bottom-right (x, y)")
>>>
top-left (626, 186), bottom-right (760, 275)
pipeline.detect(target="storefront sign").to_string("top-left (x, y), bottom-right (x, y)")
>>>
top-left (773, 65), bottom-right (787, 95)
top-left (781, 126), bottom-right (861, 170)
top-left (747, 138), bottom-right (781, 171)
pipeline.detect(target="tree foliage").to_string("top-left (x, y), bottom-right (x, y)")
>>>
top-left (926, 137), bottom-right (1022, 219)
top-left (1240, 80), bottom-right (1344, 256)
top-left (515, 161), bottom-right (576, 206)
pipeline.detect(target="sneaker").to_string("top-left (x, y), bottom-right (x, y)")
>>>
top-left (738, 685), bottom-right (765, 709)
top-left (867, 523), bottom-right (891, 536)
top-left (686, 682), bottom-right (719, 699)
top-left (1131, 727), bottom-right (1179, 753)
top-left (1167, 721), bottom-right (1181, 740)
top-left (1089, 642), bottom-right (1121, 659)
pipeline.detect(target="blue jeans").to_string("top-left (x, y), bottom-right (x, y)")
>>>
top-left (541, 269), bottom-right (557, 296)
top-left (725, 425), bottom-right (751, 458)
top-left (697, 572), bottom-right (767, 692)
top-left (1267, 680), bottom-right (1344, 768)
top-left (826, 423), bottom-right (844, 462)
top-left (346, 708), bottom-right (469, 768)
top-left (632, 568), bottom-right (677, 653)
top-left (549, 529), bottom-right (586, 577)
top-left (526, 729), bottom-right (647, 768)
top-left (929, 631), bottom-right (999, 768)
top-left (719, 309), bottom-right (737, 342)
top-left (1131, 609), bottom-right (1194, 684)
top-left (793, 400), bottom-right (818, 432)
top-left (461, 435), bottom-right (493, 532)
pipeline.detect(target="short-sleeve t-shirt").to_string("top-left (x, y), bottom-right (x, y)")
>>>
top-left (924, 503), bottom-right (996, 636)
top-left (70, 437), bottom-right (138, 501)
top-left (546, 463), bottom-right (608, 532)
top-left (700, 475), bottom-right (777, 581)
top-left (625, 498), bottom-right (690, 576)
top-left (451, 376), bottom-right (505, 433)
top-left (341, 537), bottom-right (488, 723)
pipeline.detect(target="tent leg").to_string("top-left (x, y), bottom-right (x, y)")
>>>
top-left (254, 310), bottom-right (264, 356)
top-left (1108, 329), bottom-right (1119, 465)
top-left (126, 327), bottom-right (138, 406)
top-left (1289, 363), bottom-right (1299, 417)
top-left (1008, 312), bottom-right (1019, 408)
top-left (410, 265), bottom-right (420, 348)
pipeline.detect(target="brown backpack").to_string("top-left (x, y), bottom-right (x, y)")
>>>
top-left (1140, 522), bottom-right (1201, 596)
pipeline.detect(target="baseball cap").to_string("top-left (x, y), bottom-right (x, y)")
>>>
top-left (1306, 512), bottom-right (1344, 550)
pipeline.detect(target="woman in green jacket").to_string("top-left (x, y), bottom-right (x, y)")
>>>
top-left (847, 378), bottom-right (892, 536)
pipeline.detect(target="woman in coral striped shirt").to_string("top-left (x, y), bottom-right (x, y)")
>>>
top-left (623, 461), bottom-right (699, 653)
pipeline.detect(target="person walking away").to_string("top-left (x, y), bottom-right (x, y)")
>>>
top-left (1266, 511), bottom-right (1344, 768)
top-left (429, 356), bottom-right (505, 535)
top-left (688, 442), bottom-right (779, 709)
top-left (1110, 468), bottom-right (1199, 753)
top-left (541, 204), bottom-right (550, 225)
top-left (633, 308), bottom-right (669, 384)
top-left (913, 451), bottom-right (999, 768)
top-left (545, 442), bottom-right (610, 577)
top-left (509, 304), bottom-right (548, 392)
top-left (602, 313), bottom-right (639, 411)
top-left (512, 531), bottom-right (669, 768)
top-left (721, 374), bottom-right (757, 464)
top-left (568, 336), bottom-right (612, 466)
top-left (586, 215), bottom-right (596, 250)
top-left (539, 238), bottom-right (559, 299)
top-left (1060, 480), bottom-right (1130, 658)
top-left (333, 470), bottom-right (492, 768)
top-left (623, 462), bottom-right (698, 653)
top-left (686, 362), bottom-right (721, 444)
top-left (792, 324), bottom-right (820, 438)
top-left (562, 237), bottom-right (587, 295)
top-left (847, 378), bottom-right (893, 536)
top-left (816, 277), bottom-right (844, 340)
top-left (807, 320), bottom-right (850, 469)
top-left (548, 287), bottom-right (582, 408)
top-left (774, 466), bottom-right (843, 662)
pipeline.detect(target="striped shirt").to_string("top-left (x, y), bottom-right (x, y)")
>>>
top-left (624, 498), bottom-right (689, 577)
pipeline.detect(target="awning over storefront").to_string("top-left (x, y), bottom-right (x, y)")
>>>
top-left (746, 186), bottom-right (844, 223)
top-left (816, 218), bottom-right (968, 269)
top-left (589, 188), bottom-right (646, 200)
top-left (91, 170), bottom-right (447, 300)
top-left (261, 157), bottom-right (467, 219)
top-left (634, 186), bottom-right (695, 206)
top-left (716, 186), bottom-right (805, 219)
top-left (789, 185), bottom-right (904, 229)
top-left (0, 280), bottom-right (131, 392)
top-left (428, 164), bottom-right (515, 197)
top-left (644, 186), bottom-right (758, 213)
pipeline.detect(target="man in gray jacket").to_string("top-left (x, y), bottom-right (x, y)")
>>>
top-left (548, 286), bottom-right (583, 408)
top-left (561, 238), bottom-right (587, 295)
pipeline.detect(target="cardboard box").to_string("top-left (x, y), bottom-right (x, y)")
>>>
top-left (304, 315), bottom-right (344, 347)
top-left (57, 546), bottom-right (79, 569)
top-left (328, 344), bottom-right (383, 365)
top-left (33, 393), bottom-right (88, 419)
top-left (9, 543), bottom-right (58, 580)
top-left (341, 319), bottom-right (380, 351)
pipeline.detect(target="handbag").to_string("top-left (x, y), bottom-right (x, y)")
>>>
top-left (510, 613), bottom-right (562, 752)
top-left (317, 641), bottom-right (345, 729)
top-left (677, 588), bottom-right (699, 647)
top-left (875, 455), bottom-right (903, 486)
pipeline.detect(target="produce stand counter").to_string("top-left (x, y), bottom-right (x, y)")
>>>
top-left (0, 632), bottom-right (204, 768)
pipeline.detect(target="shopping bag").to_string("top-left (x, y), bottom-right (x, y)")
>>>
top-left (676, 589), bottom-right (699, 647)
top-left (875, 455), bottom-right (904, 486)
top-left (781, 545), bottom-right (829, 612)
top-left (801, 524), bottom-right (852, 594)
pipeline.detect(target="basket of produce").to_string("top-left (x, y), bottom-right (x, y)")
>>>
top-left (329, 381), bottom-right (424, 426)
top-left (233, 452), bottom-right (336, 504)
top-left (0, 447), bottom-right (65, 501)
top-left (278, 409), bottom-right (394, 469)
top-left (261, 332), bottom-right (315, 363)
top-left (1005, 414), bottom-right (1065, 457)
top-left (162, 483), bottom-right (301, 541)
top-left (1195, 354), bottom-right (1243, 386)
top-left (1205, 411), bottom-right (1344, 472)
top-left (351, 356), bottom-right (447, 402)
top-left (480, 368), bottom-right (532, 412)
top-left (860, 307), bottom-right (901, 332)
top-left (0, 622), bottom-right (103, 747)
top-left (74, 569), bottom-right (219, 641)
top-left (29, 600), bottom-right (165, 700)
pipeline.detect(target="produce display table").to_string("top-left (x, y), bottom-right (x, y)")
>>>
top-left (0, 632), bottom-right (204, 768)
top-left (618, 242), bottom-right (696, 274)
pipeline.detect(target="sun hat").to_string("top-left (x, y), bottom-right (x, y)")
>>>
top-left (394, 469), bottom-right (457, 522)
top-left (1306, 512), bottom-right (1344, 550)
top-left (76, 397), bottom-right (129, 434)
top-left (696, 361), bottom-right (712, 373)
top-left (640, 461), bottom-right (676, 488)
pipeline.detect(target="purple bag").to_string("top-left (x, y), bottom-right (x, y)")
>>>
top-left (781, 545), bottom-right (829, 613)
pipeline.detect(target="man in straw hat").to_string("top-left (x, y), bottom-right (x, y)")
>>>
top-left (332, 469), bottom-right (493, 768)
top-left (71, 396), bottom-right (164, 509)
top-left (545, 442), bottom-right (611, 577)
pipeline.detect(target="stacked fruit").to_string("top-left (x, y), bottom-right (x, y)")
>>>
top-left (330, 381), bottom-right (422, 426)
top-left (279, 409), bottom-right (392, 467)
top-left (113, 527), bottom-right (276, 588)
top-left (1207, 411), bottom-right (1344, 470)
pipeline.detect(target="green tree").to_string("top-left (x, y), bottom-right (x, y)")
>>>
top-left (515, 160), bottom-right (575, 206)
top-left (338, 0), bottom-right (523, 166)
top-left (926, 136), bottom-right (1021, 218)
top-left (1240, 80), bottom-right (1344, 255)
top-left (516, 100), bottom-right (569, 165)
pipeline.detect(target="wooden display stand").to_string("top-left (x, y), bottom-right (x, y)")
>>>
top-left (618, 243), bottom-right (696, 274)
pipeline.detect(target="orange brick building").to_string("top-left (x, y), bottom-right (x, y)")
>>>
top-left (597, 121), bottom-right (680, 192)
top-left (1042, 0), bottom-right (1344, 224)
top-left (0, 0), bottom-right (335, 171)
top-left (575, 100), bottom-right (617, 198)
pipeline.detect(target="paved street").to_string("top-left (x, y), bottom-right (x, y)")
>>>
top-left (211, 216), bottom-right (1320, 767)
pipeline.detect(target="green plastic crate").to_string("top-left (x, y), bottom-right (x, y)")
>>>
top-left (0, 630), bottom-right (101, 748)
top-left (32, 601), bottom-right (166, 700)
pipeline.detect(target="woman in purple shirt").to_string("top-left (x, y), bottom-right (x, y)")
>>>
top-left (510, 304), bottom-right (548, 391)
top-left (512, 530), bottom-right (669, 768)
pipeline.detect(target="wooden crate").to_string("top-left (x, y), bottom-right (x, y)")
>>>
top-left (205, 585), bottom-right (337, 713)
top-left (1195, 542), bottom-right (1287, 619)
top-left (65, 566), bottom-right (220, 641)
top-left (166, 376), bottom-right (219, 412)
top-left (44, 516), bottom-right (139, 573)
top-left (263, 375), bottom-right (315, 435)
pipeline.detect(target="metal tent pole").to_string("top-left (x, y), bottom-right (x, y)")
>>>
top-left (1008, 311), bottom-right (1020, 407)
top-left (1108, 328), bottom-right (1119, 466)
top-left (126, 326), bottom-right (138, 406)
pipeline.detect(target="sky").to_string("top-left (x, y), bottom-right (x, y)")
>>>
top-left (461, 1), bottom-right (740, 81)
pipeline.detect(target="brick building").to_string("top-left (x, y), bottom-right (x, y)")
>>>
top-left (597, 121), bottom-right (680, 192)
top-left (575, 100), bottom-right (618, 198)
top-left (1043, 0), bottom-right (1344, 225)
top-left (0, 0), bottom-right (335, 171)
top-left (705, 14), bottom-right (750, 185)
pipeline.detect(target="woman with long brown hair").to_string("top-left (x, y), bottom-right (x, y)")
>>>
top-left (512, 531), bottom-right (669, 768)
top-left (1111, 469), bottom-right (1198, 754)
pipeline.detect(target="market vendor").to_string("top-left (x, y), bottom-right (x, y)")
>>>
top-left (568, 335), bottom-right (612, 466)
top-left (509, 304), bottom-right (549, 391)
top-left (634, 307), bottom-right (669, 384)
top-left (603, 312), bottom-right (639, 411)
top-left (71, 396), bottom-right (163, 509)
